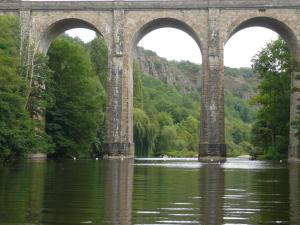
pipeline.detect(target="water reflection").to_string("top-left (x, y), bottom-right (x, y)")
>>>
top-left (0, 159), bottom-right (299, 225)
top-left (103, 159), bottom-right (134, 225)
top-left (26, 162), bottom-right (46, 223)
top-left (42, 159), bottom-right (134, 225)
top-left (0, 159), bottom-right (135, 225)
top-left (223, 160), bottom-right (290, 224)
top-left (132, 159), bottom-right (202, 224)
top-left (199, 164), bottom-right (224, 225)
top-left (0, 162), bottom-right (46, 225)
top-left (42, 161), bottom-right (105, 224)
top-left (290, 163), bottom-right (300, 224)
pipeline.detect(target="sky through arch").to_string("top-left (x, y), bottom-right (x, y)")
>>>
top-left (66, 27), bottom-right (278, 68)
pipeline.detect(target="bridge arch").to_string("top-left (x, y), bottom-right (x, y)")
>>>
top-left (37, 18), bottom-right (104, 54)
top-left (131, 17), bottom-right (203, 54)
top-left (127, 17), bottom-right (203, 157)
top-left (226, 16), bottom-right (299, 59)
top-left (224, 15), bottom-right (300, 159)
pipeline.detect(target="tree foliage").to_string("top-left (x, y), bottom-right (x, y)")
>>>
top-left (132, 61), bottom-right (200, 157)
top-left (46, 36), bottom-right (104, 158)
top-left (131, 57), bottom-right (260, 157)
top-left (86, 35), bottom-right (108, 90)
top-left (0, 14), bottom-right (41, 160)
top-left (133, 108), bottom-right (158, 156)
top-left (133, 61), bottom-right (144, 109)
top-left (86, 36), bottom-right (108, 157)
top-left (250, 38), bottom-right (292, 159)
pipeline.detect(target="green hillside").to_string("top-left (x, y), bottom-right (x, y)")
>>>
top-left (133, 52), bottom-right (258, 157)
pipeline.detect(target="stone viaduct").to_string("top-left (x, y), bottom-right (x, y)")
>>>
top-left (1, 0), bottom-right (300, 161)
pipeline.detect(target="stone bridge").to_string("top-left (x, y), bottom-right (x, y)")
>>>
top-left (2, 0), bottom-right (300, 161)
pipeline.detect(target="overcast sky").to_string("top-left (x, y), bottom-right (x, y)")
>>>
top-left (67, 27), bottom-right (278, 68)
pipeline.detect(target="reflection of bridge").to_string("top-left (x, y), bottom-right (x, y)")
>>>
top-left (0, 159), bottom-right (298, 224)
top-left (2, 0), bottom-right (300, 161)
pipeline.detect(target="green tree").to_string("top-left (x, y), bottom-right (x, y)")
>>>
top-left (87, 36), bottom-right (108, 90)
top-left (86, 36), bottom-right (108, 157)
top-left (155, 112), bottom-right (174, 128)
top-left (46, 36), bottom-right (104, 158)
top-left (176, 116), bottom-right (199, 151)
top-left (250, 38), bottom-right (292, 159)
top-left (155, 125), bottom-right (178, 155)
top-left (28, 54), bottom-right (54, 120)
top-left (0, 14), bottom-right (40, 160)
top-left (132, 46), bottom-right (260, 157)
top-left (133, 60), bottom-right (144, 109)
top-left (28, 54), bottom-right (54, 153)
top-left (133, 108), bottom-right (158, 156)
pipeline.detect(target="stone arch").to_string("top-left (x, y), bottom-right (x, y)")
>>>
top-left (37, 18), bottom-right (103, 54)
top-left (225, 15), bottom-right (300, 160)
top-left (131, 17), bottom-right (203, 56)
top-left (128, 17), bottom-right (204, 87)
top-left (126, 17), bottom-right (203, 156)
top-left (226, 16), bottom-right (299, 59)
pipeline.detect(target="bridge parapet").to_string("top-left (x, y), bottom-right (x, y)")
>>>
top-left (2, 0), bottom-right (300, 10)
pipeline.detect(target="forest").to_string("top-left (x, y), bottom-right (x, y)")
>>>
top-left (0, 14), bottom-right (295, 161)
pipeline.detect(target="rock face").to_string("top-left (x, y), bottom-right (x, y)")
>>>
top-left (135, 47), bottom-right (201, 93)
top-left (135, 47), bottom-right (257, 99)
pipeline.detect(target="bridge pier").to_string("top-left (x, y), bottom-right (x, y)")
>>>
top-left (105, 10), bottom-right (134, 158)
top-left (289, 66), bottom-right (300, 161)
top-left (199, 9), bottom-right (226, 162)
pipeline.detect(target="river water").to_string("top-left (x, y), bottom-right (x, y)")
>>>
top-left (0, 158), bottom-right (299, 225)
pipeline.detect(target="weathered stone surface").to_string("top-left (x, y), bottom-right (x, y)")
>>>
top-left (289, 71), bottom-right (300, 161)
top-left (3, 1), bottom-right (300, 10)
top-left (2, 0), bottom-right (300, 160)
top-left (199, 8), bottom-right (225, 157)
top-left (19, 10), bottom-right (31, 72)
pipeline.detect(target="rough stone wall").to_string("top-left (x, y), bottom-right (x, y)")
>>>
top-left (106, 9), bottom-right (135, 156)
top-left (289, 72), bottom-right (300, 160)
top-left (199, 8), bottom-right (226, 158)
top-left (19, 10), bottom-right (32, 74)
top-left (3, 0), bottom-right (300, 10)
top-left (2, 1), bottom-right (300, 159)
top-left (28, 10), bottom-right (113, 53)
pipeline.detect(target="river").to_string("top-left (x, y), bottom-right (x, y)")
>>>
top-left (0, 158), bottom-right (299, 225)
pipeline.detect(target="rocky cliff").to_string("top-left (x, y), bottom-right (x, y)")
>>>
top-left (135, 47), bottom-right (200, 93)
top-left (135, 47), bottom-right (258, 99)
